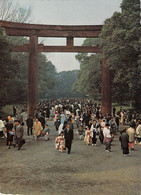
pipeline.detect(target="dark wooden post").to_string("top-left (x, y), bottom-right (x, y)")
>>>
top-left (101, 59), bottom-right (111, 116)
top-left (67, 37), bottom-right (73, 46)
top-left (27, 33), bottom-right (38, 118)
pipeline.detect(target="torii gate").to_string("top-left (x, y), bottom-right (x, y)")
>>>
top-left (0, 20), bottom-right (111, 117)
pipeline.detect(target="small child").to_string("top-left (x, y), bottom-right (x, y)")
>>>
top-left (44, 124), bottom-right (50, 141)
top-left (78, 125), bottom-right (84, 140)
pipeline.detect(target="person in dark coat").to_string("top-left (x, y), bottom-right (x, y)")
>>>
top-left (64, 124), bottom-right (74, 154)
top-left (54, 118), bottom-right (61, 131)
top-left (119, 128), bottom-right (129, 157)
top-left (5, 119), bottom-right (14, 149)
top-left (13, 106), bottom-right (17, 117)
top-left (15, 120), bottom-right (24, 150)
top-left (39, 115), bottom-right (46, 130)
top-left (26, 114), bottom-right (33, 135)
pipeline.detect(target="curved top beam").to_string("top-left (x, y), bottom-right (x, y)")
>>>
top-left (0, 20), bottom-right (102, 31)
top-left (0, 20), bottom-right (102, 38)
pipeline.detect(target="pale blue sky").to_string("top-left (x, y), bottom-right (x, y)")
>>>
top-left (14, 0), bottom-right (123, 72)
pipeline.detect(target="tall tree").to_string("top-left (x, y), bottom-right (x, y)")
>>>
top-left (73, 38), bottom-right (102, 100)
top-left (100, 0), bottom-right (141, 110)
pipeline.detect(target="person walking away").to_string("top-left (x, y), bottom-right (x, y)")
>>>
top-left (26, 114), bottom-right (33, 136)
top-left (0, 116), bottom-right (5, 138)
top-left (15, 120), bottom-right (24, 150)
top-left (119, 129), bottom-right (129, 156)
top-left (103, 124), bottom-right (112, 152)
top-left (126, 122), bottom-right (135, 150)
top-left (34, 118), bottom-right (42, 141)
top-left (64, 124), bottom-right (73, 154)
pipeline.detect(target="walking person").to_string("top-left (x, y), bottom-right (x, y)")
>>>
top-left (34, 118), bottom-right (42, 141)
top-left (17, 111), bottom-right (23, 123)
top-left (119, 129), bottom-right (129, 157)
top-left (39, 114), bottom-right (46, 130)
top-left (5, 119), bottom-right (14, 149)
top-left (15, 120), bottom-right (24, 150)
top-left (127, 122), bottom-right (135, 150)
top-left (103, 124), bottom-right (112, 152)
top-left (90, 120), bottom-right (97, 146)
top-left (64, 124), bottom-right (73, 154)
top-left (26, 114), bottom-right (33, 136)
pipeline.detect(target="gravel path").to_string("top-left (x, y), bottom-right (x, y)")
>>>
top-left (0, 121), bottom-right (141, 195)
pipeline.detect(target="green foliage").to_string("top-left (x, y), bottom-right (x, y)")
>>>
top-left (0, 27), bottom-right (57, 105)
top-left (47, 70), bottom-right (82, 98)
top-left (100, 0), bottom-right (141, 110)
top-left (73, 38), bottom-right (102, 100)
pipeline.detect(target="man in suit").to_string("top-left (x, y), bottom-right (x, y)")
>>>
top-left (15, 120), bottom-right (24, 150)
top-left (64, 124), bottom-right (73, 154)
top-left (26, 114), bottom-right (33, 135)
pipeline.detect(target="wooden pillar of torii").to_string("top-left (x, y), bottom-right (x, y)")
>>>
top-left (0, 20), bottom-right (111, 117)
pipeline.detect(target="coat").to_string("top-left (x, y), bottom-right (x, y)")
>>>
top-left (64, 128), bottom-right (73, 143)
top-left (26, 117), bottom-right (33, 127)
top-left (34, 121), bottom-right (42, 136)
top-left (119, 132), bottom-right (129, 148)
top-left (127, 127), bottom-right (135, 142)
top-left (16, 125), bottom-right (24, 139)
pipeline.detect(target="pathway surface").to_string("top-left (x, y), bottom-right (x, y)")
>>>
top-left (0, 121), bottom-right (141, 195)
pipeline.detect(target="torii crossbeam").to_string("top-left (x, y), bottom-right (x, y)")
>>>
top-left (0, 20), bottom-right (111, 117)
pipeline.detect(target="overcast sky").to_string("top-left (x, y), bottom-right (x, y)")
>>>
top-left (15, 0), bottom-right (122, 72)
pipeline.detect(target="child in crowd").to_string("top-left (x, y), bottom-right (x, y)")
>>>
top-left (78, 125), bottom-right (84, 140)
top-left (44, 123), bottom-right (50, 141)
top-left (55, 131), bottom-right (65, 152)
top-left (84, 126), bottom-right (91, 145)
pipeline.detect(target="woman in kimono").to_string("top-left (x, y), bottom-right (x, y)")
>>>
top-left (55, 131), bottom-right (65, 152)
top-left (84, 126), bottom-right (91, 145)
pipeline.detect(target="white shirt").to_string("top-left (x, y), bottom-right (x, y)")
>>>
top-left (103, 127), bottom-right (111, 138)
top-left (0, 119), bottom-right (4, 131)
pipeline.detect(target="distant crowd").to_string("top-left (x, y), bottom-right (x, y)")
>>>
top-left (0, 99), bottom-right (141, 156)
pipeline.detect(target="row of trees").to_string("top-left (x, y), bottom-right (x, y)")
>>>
top-left (0, 0), bottom-right (58, 106)
top-left (73, 0), bottom-right (141, 111)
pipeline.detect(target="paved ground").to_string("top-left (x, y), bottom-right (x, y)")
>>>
top-left (0, 121), bottom-right (141, 195)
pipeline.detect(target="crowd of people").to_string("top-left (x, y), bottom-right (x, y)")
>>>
top-left (0, 99), bottom-right (141, 156)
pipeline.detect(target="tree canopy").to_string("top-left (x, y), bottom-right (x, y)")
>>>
top-left (73, 0), bottom-right (141, 111)
top-left (100, 0), bottom-right (141, 109)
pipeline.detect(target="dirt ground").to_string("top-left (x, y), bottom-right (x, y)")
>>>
top-left (0, 121), bottom-right (141, 195)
